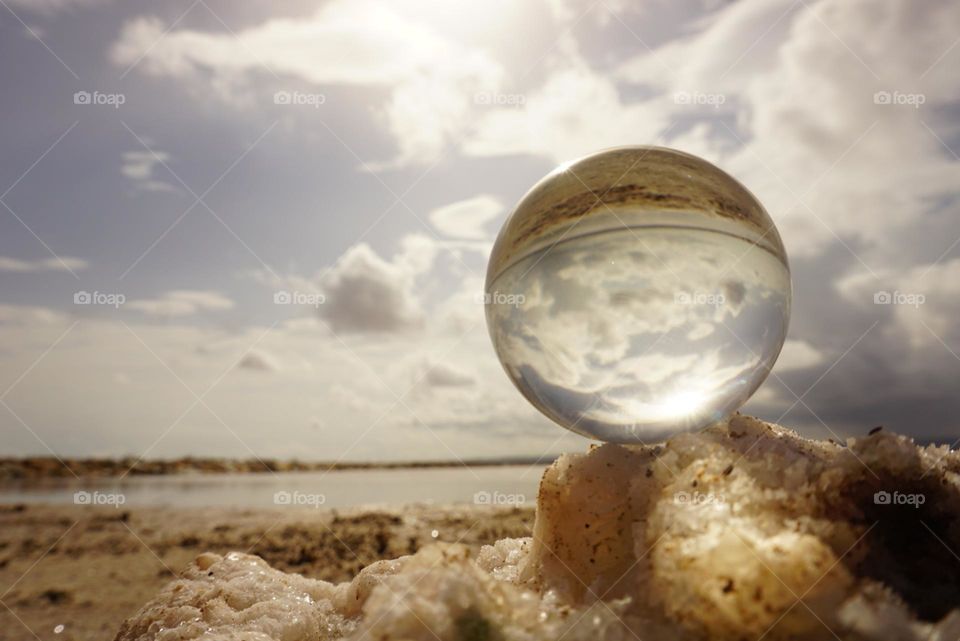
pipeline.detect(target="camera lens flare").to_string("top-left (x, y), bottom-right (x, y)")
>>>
top-left (484, 147), bottom-right (791, 443)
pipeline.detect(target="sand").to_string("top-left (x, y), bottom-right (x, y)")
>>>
top-left (0, 503), bottom-right (533, 641)
top-left (111, 415), bottom-right (960, 641)
top-left (10, 414), bottom-right (960, 641)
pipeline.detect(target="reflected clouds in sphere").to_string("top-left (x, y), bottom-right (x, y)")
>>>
top-left (485, 147), bottom-right (791, 443)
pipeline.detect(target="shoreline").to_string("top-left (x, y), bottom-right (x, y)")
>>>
top-left (0, 502), bottom-right (534, 641)
top-left (0, 455), bottom-right (559, 481)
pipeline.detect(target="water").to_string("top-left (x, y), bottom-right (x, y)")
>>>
top-left (0, 465), bottom-right (544, 509)
top-left (486, 147), bottom-right (791, 443)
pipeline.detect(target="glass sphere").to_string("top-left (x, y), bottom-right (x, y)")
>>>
top-left (485, 147), bottom-right (791, 443)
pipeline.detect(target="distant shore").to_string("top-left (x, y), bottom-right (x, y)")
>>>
top-left (0, 455), bottom-right (559, 481)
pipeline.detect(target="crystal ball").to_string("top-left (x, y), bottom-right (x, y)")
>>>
top-left (484, 147), bottom-right (791, 443)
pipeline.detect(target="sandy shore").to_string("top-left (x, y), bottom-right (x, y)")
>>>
top-left (0, 503), bottom-right (534, 641)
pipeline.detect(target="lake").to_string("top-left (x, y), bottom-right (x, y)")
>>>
top-left (0, 465), bottom-right (546, 509)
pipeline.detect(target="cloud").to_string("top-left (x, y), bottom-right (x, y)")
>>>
top-left (109, 0), bottom-right (501, 166)
top-left (249, 233), bottom-right (486, 336)
top-left (725, 0), bottom-right (960, 261)
top-left (6, 0), bottom-right (960, 457)
top-left (0, 297), bottom-right (573, 460)
top-left (237, 350), bottom-right (280, 372)
top-left (465, 64), bottom-right (668, 163)
top-left (127, 290), bottom-right (235, 317)
top-left (120, 150), bottom-right (177, 193)
top-left (4, 0), bottom-right (113, 16)
top-left (428, 195), bottom-right (502, 240)
top-left (318, 237), bottom-right (436, 334)
top-left (455, 0), bottom-right (960, 264)
top-left (422, 361), bottom-right (475, 388)
top-left (112, 2), bottom-right (495, 86)
top-left (774, 340), bottom-right (825, 372)
top-left (617, 0), bottom-right (960, 261)
top-left (615, 0), bottom-right (799, 94)
top-left (837, 258), bottom-right (960, 351)
top-left (0, 256), bottom-right (88, 273)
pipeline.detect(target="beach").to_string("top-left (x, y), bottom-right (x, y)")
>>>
top-left (0, 503), bottom-right (534, 641)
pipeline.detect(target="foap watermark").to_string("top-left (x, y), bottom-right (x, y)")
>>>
top-left (74, 290), bottom-right (126, 309)
top-left (74, 490), bottom-right (126, 508)
top-left (273, 490), bottom-right (326, 508)
top-left (873, 490), bottom-right (925, 508)
top-left (273, 90), bottom-right (326, 108)
top-left (73, 90), bottom-right (125, 109)
top-left (675, 291), bottom-right (725, 308)
top-left (874, 290), bottom-right (925, 308)
top-left (873, 90), bottom-right (925, 108)
top-left (274, 290), bottom-right (326, 308)
top-left (674, 90), bottom-right (726, 108)
top-left (473, 490), bottom-right (526, 506)
top-left (475, 291), bottom-right (525, 308)
top-left (674, 491), bottom-right (725, 506)
top-left (474, 91), bottom-right (526, 107)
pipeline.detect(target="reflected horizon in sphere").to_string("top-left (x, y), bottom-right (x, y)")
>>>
top-left (484, 147), bottom-right (791, 443)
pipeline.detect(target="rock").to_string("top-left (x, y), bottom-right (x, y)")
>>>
top-left (115, 415), bottom-right (960, 640)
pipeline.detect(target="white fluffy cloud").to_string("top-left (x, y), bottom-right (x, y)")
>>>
top-left (726, 0), bottom-right (960, 261)
top-left (109, 0), bottom-right (501, 166)
top-left (465, 64), bottom-right (668, 163)
top-left (317, 237), bottom-right (436, 334)
top-left (620, 0), bottom-right (960, 260)
top-left (112, 1), bottom-right (494, 86)
top-left (838, 258), bottom-right (960, 351)
top-left (458, 0), bottom-right (960, 266)
top-left (774, 340), bottom-right (825, 373)
top-left (428, 195), bottom-right (502, 240)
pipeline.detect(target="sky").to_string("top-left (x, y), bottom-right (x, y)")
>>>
top-left (0, 0), bottom-right (958, 462)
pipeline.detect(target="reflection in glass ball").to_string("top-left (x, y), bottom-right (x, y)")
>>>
top-left (485, 147), bottom-right (791, 443)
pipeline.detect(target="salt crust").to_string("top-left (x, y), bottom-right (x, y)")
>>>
top-left (116, 416), bottom-right (960, 641)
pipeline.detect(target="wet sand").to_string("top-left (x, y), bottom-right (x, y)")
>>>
top-left (0, 503), bottom-right (534, 641)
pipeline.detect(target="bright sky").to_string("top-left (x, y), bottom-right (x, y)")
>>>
top-left (1, 0), bottom-right (959, 460)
